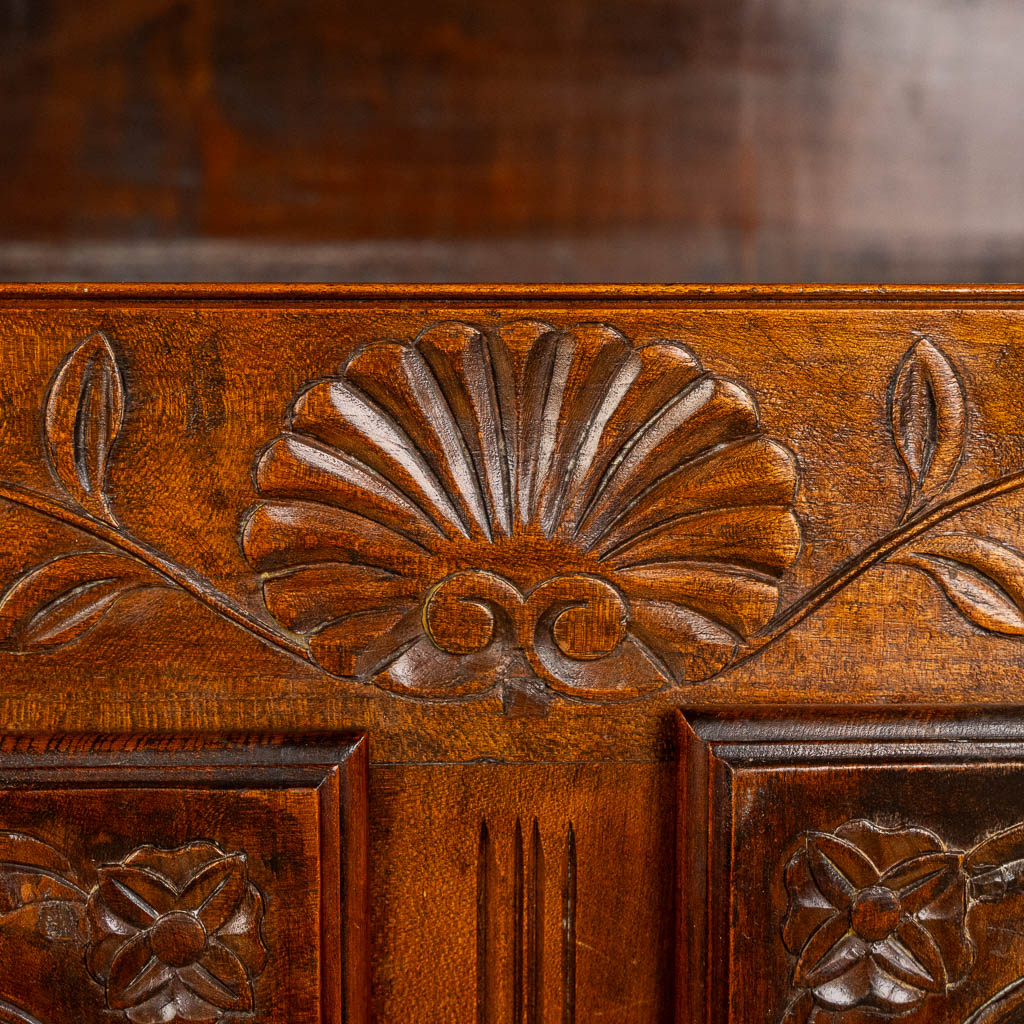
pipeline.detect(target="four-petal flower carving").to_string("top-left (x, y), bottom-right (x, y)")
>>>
top-left (86, 842), bottom-right (267, 1024)
top-left (783, 820), bottom-right (973, 1020)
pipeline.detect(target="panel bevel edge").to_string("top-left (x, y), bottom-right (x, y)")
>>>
top-left (338, 735), bottom-right (370, 1024)
top-left (678, 711), bottom-right (735, 1024)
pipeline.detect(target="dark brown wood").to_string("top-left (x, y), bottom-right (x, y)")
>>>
top-left (2, 284), bottom-right (1024, 1020)
top-left (0, 732), bottom-right (368, 1024)
top-left (3, 1), bottom-right (1024, 282)
top-left (681, 707), bottom-right (1024, 1024)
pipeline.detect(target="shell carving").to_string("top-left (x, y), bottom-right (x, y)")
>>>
top-left (240, 320), bottom-right (802, 700)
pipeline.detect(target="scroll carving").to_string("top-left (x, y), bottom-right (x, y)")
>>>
top-left (0, 835), bottom-right (267, 1024)
top-left (781, 819), bottom-right (1024, 1024)
top-left (3, 321), bottom-right (1024, 701)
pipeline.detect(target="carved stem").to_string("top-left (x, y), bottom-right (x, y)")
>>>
top-left (0, 480), bottom-right (311, 663)
top-left (750, 466), bottom-right (1024, 650)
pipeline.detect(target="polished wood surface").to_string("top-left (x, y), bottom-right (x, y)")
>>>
top-left (3, 1), bottom-right (1024, 281)
top-left (0, 732), bottom-right (368, 1024)
top-left (682, 708), bottom-right (1024, 1024)
top-left (2, 284), bottom-right (1024, 1020)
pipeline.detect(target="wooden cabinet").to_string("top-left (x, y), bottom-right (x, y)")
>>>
top-left (0, 734), bottom-right (367, 1023)
top-left (1, 284), bottom-right (1023, 1021)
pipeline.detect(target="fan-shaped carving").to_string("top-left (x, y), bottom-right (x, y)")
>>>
top-left (240, 321), bottom-right (802, 700)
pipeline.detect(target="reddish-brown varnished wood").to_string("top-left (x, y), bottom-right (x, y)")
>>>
top-left (681, 707), bottom-right (1024, 1024)
top-left (2, 285), bottom-right (1024, 1020)
top-left (0, 732), bottom-right (367, 1024)
top-left (4, 1), bottom-right (1024, 283)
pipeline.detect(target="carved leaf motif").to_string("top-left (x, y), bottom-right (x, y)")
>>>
top-left (965, 821), bottom-right (1024, 873)
top-left (0, 832), bottom-right (85, 917)
top-left (892, 535), bottom-right (1024, 635)
top-left (889, 337), bottom-right (966, 517)
top-left (0, 553), bottom-right (164, 652)
top-left (44, 332), bottom-right (125, 524)
top-left (0, 1000), bottom-right (48, 1024)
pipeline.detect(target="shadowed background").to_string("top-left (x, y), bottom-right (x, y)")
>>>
top-left (2, 0), bottom-right (1023, 281)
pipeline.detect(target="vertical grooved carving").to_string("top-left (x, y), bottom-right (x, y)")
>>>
top-left (528, 819), bottom-right (543, 1024)
top-left (564, 822), bottom-right (577, 1024)
top-left (476, 819), bottom-right (491, 1024)
top-left (475, 817), bottom-right (576, 1022)
top-left (513, 818), bottom-right (524, 1024)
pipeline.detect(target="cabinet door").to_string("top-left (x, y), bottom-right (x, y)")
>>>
top-left (0, 733), bottom-right (367, 1024)
top-left (3, 284), bottom-right (1024, 1021)
top-left (681, 708), bottom-right (1024, 1024)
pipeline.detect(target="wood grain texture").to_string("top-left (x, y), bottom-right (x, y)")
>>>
top-left (680, 707), bottom-right (1024, 1024)
top-left (4, 1), bottom-right (1024, 282)
top-left (369, 762), bottom-right (674, 1024)
top-left (0, 732), bottom-right (368, 1024)
top-left (4, 285), bottom-right (1024, 1020)
top-left (1, 287), bottom-right (1024, 759)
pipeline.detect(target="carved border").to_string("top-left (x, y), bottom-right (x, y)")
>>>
top-left (6, 283), bottom-right (1024, 303)
top-left (5, 323), bottom-right (1024, 704)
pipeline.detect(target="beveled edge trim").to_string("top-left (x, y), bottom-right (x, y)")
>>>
top-left (3, 282), bottom-right (1024, 305)
top-left (675, 706), bottom-right (1024, 1024)
top-left (0, 730), bottom-right (369, 1024)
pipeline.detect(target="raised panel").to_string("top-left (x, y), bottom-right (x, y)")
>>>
top-left (0, 734), bottom-right (368, 1024)
top-left (680, 708), bottom-right (1024, 1024)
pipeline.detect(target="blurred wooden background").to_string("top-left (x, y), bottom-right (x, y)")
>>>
top-left (2, 0), bottom-right (1023, 281)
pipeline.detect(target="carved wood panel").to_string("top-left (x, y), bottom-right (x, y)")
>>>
top-left (0, 734), bottom-right (368, 1024)
top-left (5, 289), bottom-right (1024, 741)
top-left (5, 285), bottom-right (1024, 1022)
top-left (681, 708), bottom-right (1024, 1024)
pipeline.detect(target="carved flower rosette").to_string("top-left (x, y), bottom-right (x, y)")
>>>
top-left (86, 842), bottom-right (267, 1024)
top-left (240, 320), bottom-right (803, 700)
top-left (782, 821), bottom-right (973, 1024)
top-left (780, 818), bottom-right (1024, 1024)
top-left (0, 833), bottom-right (267, 1024)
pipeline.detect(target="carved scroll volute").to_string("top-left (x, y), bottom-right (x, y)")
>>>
top-left (423, 571), bottom-right (633, 698)
top-left (521, 575), bottom-right (630, 696)
top-left (424, 571), bottom-right (520, 655)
